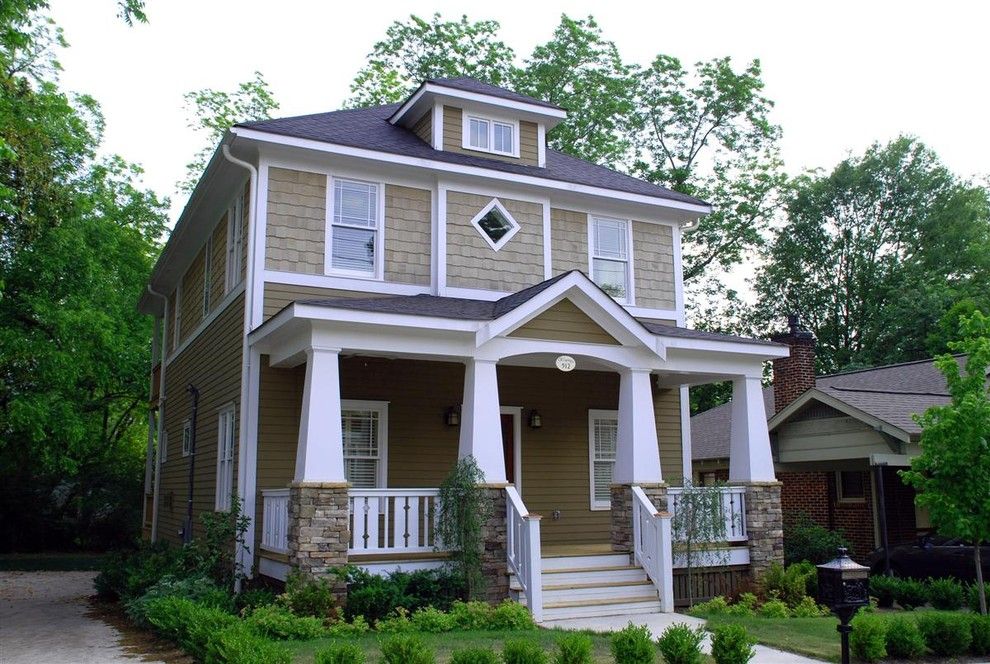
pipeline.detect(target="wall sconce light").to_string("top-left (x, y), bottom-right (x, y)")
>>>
top-left (445, 406), bottom-right (460, 427)
top-left (528, 410), bottom-right (542, 429)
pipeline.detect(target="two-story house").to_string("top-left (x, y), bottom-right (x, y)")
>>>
top-left (138, 77), bottom-right (788, 621)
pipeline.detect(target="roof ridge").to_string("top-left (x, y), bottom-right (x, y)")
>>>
top-left (236, 103), bottom-right (401, 128)
top-left (825, 385), bottom-right (949, 397)
top-left (822, 353), bottom-right (966, 379)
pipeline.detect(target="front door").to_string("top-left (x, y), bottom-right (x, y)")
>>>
top-left (500, 413), bottom-right (515, 485)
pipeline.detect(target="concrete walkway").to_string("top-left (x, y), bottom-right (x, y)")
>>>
top-left (0, 571), bottom-right (172, 664)
top-left (541, 612), bottom-right (825, 663)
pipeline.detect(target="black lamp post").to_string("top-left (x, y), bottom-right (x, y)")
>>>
top-left (817, 547), bottom-right (871, 664)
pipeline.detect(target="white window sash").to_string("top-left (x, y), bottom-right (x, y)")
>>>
top-left (182, 419), bottom-right (192, 457)
top-left (202, 235), bottom-right (213, 317)
top-left (160, 430), bottom-right (168, 464)
top-left (588, 409), bottom-right (618, 510)
top-left (215, 405), bottom-right (235, 511)
top-left (462, 113), bottom-right (520, 157)
top-left (326, 177), bottom-right (384, 279)
top-left (172, 287), bottom-right (182, 351)
top-left (225, 194), bottom-right (243, 293)
top-left (340, 400), bottom-right (388, 488)
top-left (589, 216), bottom-right (633, 304)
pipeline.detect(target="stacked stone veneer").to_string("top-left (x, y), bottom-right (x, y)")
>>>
top-left (743, 482), bottom-right (784, 578)
top-left (610, 483), bottom-right (668, 553)
top-left (479, 486), bottom-right (509, 604)
top-left (287, 482), bottom-right (348, 601)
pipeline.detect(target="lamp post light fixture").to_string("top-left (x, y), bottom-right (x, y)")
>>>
top-left (817, 547), bottom-right (871, 664)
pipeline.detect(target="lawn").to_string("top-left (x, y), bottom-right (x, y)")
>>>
top-left (703, 614), bottom-right (841, 662)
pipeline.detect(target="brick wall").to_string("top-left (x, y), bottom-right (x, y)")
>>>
top-left (779, 470), bottom-right (876, 561)
top-left (771, 316), bottom-right (816, 414)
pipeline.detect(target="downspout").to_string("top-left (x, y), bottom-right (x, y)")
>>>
top-left (146, 284), bottom-right (169, 542)
top-left (184, 384), bottom-right (200, 545)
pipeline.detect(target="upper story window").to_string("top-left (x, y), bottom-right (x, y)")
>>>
top-left (328, 178), bottom-right (383, 278)
top-left (225, 195), bottom-right (243, 293)
top-left (463, 113), bottom-right (518, 157)
top-left (590, 216), bottom-right (630, 302)
top-left (469, 199), bottom-right (520, 251)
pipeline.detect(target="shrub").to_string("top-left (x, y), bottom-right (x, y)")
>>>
top-left (686, 596), bottom-right (729, 616)
top-left (710, 624), bottom-right (755, 664)
top-left (927, 577), bottom-right (965, 610)
top-left (893, 578), bottom-right (929, 610)
top-left (144, 596), bottom-right (199, 642)
top-left (449, 600), bottom-right (495, 630)
top-left (490, 599), bottom-right (536, 630)
top-left (759, 599), bottom-right (790, 618)
top-left (326, 615), bottom-right (371, 637)
top-left (884, 616), bottom-right (926, 660)
top-left (379, 634), bottom-right (436, 664)
top-left (736, 593), bottom-right (760, 612)
top-left (783, 514), bottom-right (849, 566)
top-left (867, 574), bottom-right (898, 609)
top-left (968, 582), bottom-right (987, 612)
top-left (918, 612), bottom-right (972, 656)
top-left (236, 587), bottom-right (277, 614)
top-left (503, 639), bottom-right (549, 664)
top-left (184, 604), bottom-right (239, 661)
top-left (790, 596), bottom-right (830, 618)
top-left (450, 647), bottom-right (500, 664)
top-left (126, 574), bottom-right (233, 627)
top-left (205, 623), bottom-right (290, 664)
top-left (760, 562), bottom-right (814, 607)
top-left (656, 623), bottom-right (704, 664)
top-left (410, 606), bottom-right (456, 633)
top-left (279, 571), bottom-right (339, 621)
top-left (245, 604), bottom-right (326, 640)
top-left (315, 642), bottom-right (365, 664)
top-left (95, 542), bottom-right (183, 601)
top-left (376, 607), bottom-right (414, 633)
top-left (187, 496), bottom-right (251, 590)
top-left (849, 613), bottom-right (887, 663)
top-left (610, 623), bottom-right (655, 664)
top-left (553, 633), bottom-right (594, 664)
top-left (343, 567), bottom-right (464, 623)
top-left (971, 615), bottom-right (990, 656)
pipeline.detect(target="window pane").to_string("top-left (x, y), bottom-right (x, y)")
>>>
top-left (840, 471), bottom-right (865, 498)
top-left (477, 208), bottom-right (514, 243)
top-left (346, 458), bottom-right (378, 488)
top-left (594, 461), bottom-right (614, 503)
top-left (493, 123), bottom-right (513, 153)
top-left (332, 227), bottom-right (376, 273)
top-left (594, 219), bottom-right (627, 259)
top-left (469, 118), bottom-right (489, 149)
top-left (334, 180), bottom-right (377, 227)
top-left (342, 410), bottom-right (379, 458)
top-left (593, 258), bottom-right (627, 299)
top-left (594, 418), bottom-right (617, 460)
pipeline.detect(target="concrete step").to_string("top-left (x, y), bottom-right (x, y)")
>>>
top-left (541, 564), bottom-right (647, 585)
top-left (541, 553), bottom-right (632, 571)
top-left (540, 595), bottom-right (662, 621)
top-left (542, 579), bottom-right (657, 602)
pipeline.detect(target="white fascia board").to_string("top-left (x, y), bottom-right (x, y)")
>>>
top-left (230, 127), bottom-right (711, 216)
top-left (661, 335), bottom-right (790, 358)
top-left (292, 303), bottom-right (481, 333)
top-left (390, 83), bottom-right (567, 127)
top-left (477, 337), bottom-right (661, 370)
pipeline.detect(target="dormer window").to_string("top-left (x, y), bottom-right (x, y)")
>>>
top-left (464, 113), bottom-right (518, 157)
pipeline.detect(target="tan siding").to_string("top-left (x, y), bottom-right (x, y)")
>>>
top-left (208, 215), bottom-right (227, 312)
top-left (266, 168), bottom-right (326, 274)
top-left (446, 191), bottom-right (543, 292)
top-left (157, 295), bottom-right (245, 545)
top-left (638, 317), bottom-right (678, 326)
top-left (777, 417), bottom-right (892, 464)
top-left (551, 208), bottom-right (587, 275)
top-left (412, 111), bottom-right (432, 145)
top-left (655, 387), bottom-right (684, 487)
top-left (262, 282), bottom-right (388, 321)
top-left (384, 185), bottom-right (431, 285)
top-left (442, 106), bottom-right (540, 167)
top-left (509, 299), bottom-right (619, 345)
top-left (179, 248), bottom-right (206, 342)
top-left (632, 221), bottom-right (676, 310)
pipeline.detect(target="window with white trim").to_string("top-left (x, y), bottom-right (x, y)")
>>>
top-left (225, 195), bottom-right (243, 292)
top-left (464, 114), bottom-right (517, 156)
top-left (329, 178), bottom-right (381, 277)
top-left (591, 217), bottom-right (630, 302)
top-left (202, 235), bottom-right (213, 316)
top-left (172, 288), bottom-right (181, 352)
top-left (160, 430), bottom-right (168, 464)
top-left (181, 419), bottom-right (192, 457)
top-left (589, 410), bottom-right (618, 510)
top-left (341, 401), bottom-right (388, 488)
top-left (468, 199), bottom-right (520, 251)
top-left (215, 405), bottom-right (235, 511)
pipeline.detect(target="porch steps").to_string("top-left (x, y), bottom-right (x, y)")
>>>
top-left (511, 552), bottom-right (663, 621)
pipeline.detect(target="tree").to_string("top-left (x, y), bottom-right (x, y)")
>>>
top-left (436, 456), bottom-right (489, 600)
top-left (670, 480), bottom-right (731, 606)
top-left (753, 137), bottom-right (990, 374)
top-left (901, 311), bottom-right (990, 615)
top-left (179, 71), bottom-right (279, 192)
top-left (346, 13), bottom-right (516, 108)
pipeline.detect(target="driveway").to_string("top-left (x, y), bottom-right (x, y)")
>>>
top-left (0, 571), bottom-right (181, 664)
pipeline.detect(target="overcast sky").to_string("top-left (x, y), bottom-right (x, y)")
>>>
top-left (50, 0), bottom-right (989, 222)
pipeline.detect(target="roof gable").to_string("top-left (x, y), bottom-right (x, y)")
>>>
top-left (507, 298), bottom-right (620, 345)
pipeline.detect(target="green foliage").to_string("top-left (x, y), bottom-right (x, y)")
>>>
top-left (183, 603), bottom-right (240, 661)
top-left (279, 571), bottom-right (339, 621)
top-left (244, 604), bottom-right (326, 640)
top-left (189, 496), bottom-right (251, 590)
top-left (326, 616), bottom-right (370, 637)
top-left (503, 639), bottom-right (549, 664)
top-left (410, 606), bottom-right (456, 633)
top-left (96, 542), bottom-right (183, 600)
top-left (927, 576), bottom-right (965, 610)
top-left (379, 634), bottom-right (436, 664)
top-left (342, 566), bottom-right (464, 622)
top-left (970, 615), bottom-right (990, 656)
top-left (760, 562), bottom-right (814, 608)
top-left (449, 646), bottom-right (500, 664)
top-left (849, 613), bottom-right (887, 662)
top-left (671, 480), bottom-right (731, 605)
top-left (205, 623), bottom-right (290, 664)
top-left (449, 601), bottom-right (495, 630)
top-left (314, 642), bottom-right (365, 664)
top-left (376, 607), bottom-right (413, 633)
top-left (783, 515), bottom-right (850, 566)
top-left (917, 612), bottom-right (972, 656)
top-left (437, 456), bottom-right (490, 599)
top-left (790, 596), bottom-right (830, 618)
top-left (759, 599), bottom-right (790, 619)
top-left (610, 623), bottom-right (655, 664)
top-left (126, 574), bottom-right (232, 627)
top-left (656, 623), bottom-right (704, 664)
top-left (883, 616), bottom-right (926, 660)
top-left (710, 623), bottom-right (756, 664)
top-left (143, 595), bottom-right (238, 659)
top-left (553, 633), bottom-right (594, 664)
top-left (686, 595), bottom-right (730, 616)
top-left (868, 574), bottom-right (898, 608)
top-left (235, 587), bottom-right (277, 614)
top-left (490, 599), bottom-right (536, 630)
top-left (893, 578), bottom-right (929, 610)
top-left (969, 582), bottom-right (987, 613)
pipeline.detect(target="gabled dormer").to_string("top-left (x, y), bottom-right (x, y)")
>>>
top-left (388, 77), bottom-right (567, 167)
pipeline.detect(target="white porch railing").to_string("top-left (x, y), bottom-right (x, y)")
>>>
top-left (505, 486), bottom-right (543, 622)
top-left (667, 485), bottom-right (748, 542)
top-left (631, 485), bottom-right (674, 612)
top-left (348, 489), bottom-right (442, 554)
top-left (261, 488), bottom-right (290, 554)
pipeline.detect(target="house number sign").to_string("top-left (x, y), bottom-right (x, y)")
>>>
top-left (555, 355), bottom-right (576, 372)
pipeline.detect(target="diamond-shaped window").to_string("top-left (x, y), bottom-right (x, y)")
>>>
top-left (469, 199), bottom-right (520, 251)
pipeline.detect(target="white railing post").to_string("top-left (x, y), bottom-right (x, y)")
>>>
top-left (631, 485), bottom-right (674, 613)
top-left (346, 489), bottom-right (441, 554)
top-left (526, 515), bottom-right (543, 622)
top-left (657, 512), bottom-right (674, 611)
top-left (505, 486), bottom-right (542, 622)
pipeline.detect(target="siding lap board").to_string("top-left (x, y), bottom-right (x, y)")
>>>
top-left (384, 184), bottom-right (431, 285)
top-left (551, 208), bottom-right (588, 276)
top-left (266, 168), bottom-right (326, 274)
top-left (508, 299), bottom-right (619, 345)
top-left (632, 221), bottom-right (675, 310)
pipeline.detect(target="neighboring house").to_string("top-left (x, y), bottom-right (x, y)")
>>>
top-left (692, 317), bottom-right (955, 561)
top-left (138, 77), bottom-right (788, 620)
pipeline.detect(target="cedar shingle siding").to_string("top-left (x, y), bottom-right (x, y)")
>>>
top-left (442, 106), bottom-right (540, 167)
top-left (266, 167), bottom-right (326, 274)
top-left (632, 221), bottom-right (676, 310)
top-left (384, 184), bottom-right (432, 286)
top-left (550, 208), bottom-right (587, 275)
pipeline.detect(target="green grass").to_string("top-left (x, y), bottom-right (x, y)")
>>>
top-left (0, 552), bottom-right (107, 571)
top-left (703, 614), bottom-right (841, 662)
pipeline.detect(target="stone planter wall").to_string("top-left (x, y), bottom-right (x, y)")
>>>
top-left (743, 481), bottom-right (784, 578)
top-left (610, 483), bottom-right (668, 553)
top-left (287, 481), bottom-right (349, 602)
top-left (478, 486), bottom-right (509, 604)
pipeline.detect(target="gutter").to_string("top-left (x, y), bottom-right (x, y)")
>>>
top-left (145, 284), bottom-right (169, 542)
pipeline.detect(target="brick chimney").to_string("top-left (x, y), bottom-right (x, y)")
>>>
top-left (771, 314), bottom-right (816, 414)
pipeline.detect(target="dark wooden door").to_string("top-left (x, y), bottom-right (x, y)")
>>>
top-left (500, 413), bottom-right (515, 484)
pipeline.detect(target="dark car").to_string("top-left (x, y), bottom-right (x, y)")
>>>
top-left (869, 535), bottom-right (990, 581)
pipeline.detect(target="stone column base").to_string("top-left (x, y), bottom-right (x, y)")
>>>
top-left (610, 483), bottom-right (668, 553)
top-left (287, 481), bottom-right (349, 602)
top-left (740, 481), bottom-right (784, 579)
top-left (478, 486), bottom-right (509, 604)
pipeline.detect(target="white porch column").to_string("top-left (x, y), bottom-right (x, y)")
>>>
top-left (614, 368), bottom-right (662, 484)
top-left (293, 346), bottom-right (345, 483)
top-left (728, 375), bottom-right (776, 482)
top-left (458, 358), bottom-right (506, 484)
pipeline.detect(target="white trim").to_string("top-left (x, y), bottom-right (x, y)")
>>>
top-left (537, 124), bottom-right (546, 168)
top-left (429, 186), bottom-right (439, 291)
top-left (258, 556), bottom-right (289, 581)
top-left (462, 112), bottom-right (520, 158)
top-left (215, 403), bottom-right (236, 511)
top-left (231, 127), bottom-right (711, 216)
top-left (467, 198), bottom-right (520, 251)
top-left (588, 214), bottom-right (632, 305)
top-left (224, 189), bottom-right (245, 294)
top-left (500, 406), bottom-right (523, 494)
top-left (263, 270), bottom-right (430, 297)
top-left (542, 202), bottom-right (552, 280)
top-left (431, 102), bottom-right (443, 150)
top-left (341, 399), bottom-right (389, 488)
top-left (437, 186), bottom-right (448, 295)
top-left (671, 226), bottom-right (686, 326)
top-left (389, 82), bottom-right (568, 126)
top-left (768, 388), bottom-right (911, 441)
top-left (181, 418), bottom-right (192, 457)
top-left (624, 306), bottom-right (682, 321)
top-left (588, 409), bottom-right (619, 511)
top-left (325, 176), bottom-right (386, 280)
top-left (164, 282), bottom-right (245, 366)
top-left (679, 385), bottom-right (692, 482)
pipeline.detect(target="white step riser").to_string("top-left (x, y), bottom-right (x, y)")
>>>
top-left (543, 584), bottom-right (657, 602)
top-left (541, 554), bottom-right (632, 570)
top-left (541, 601), bottom-right (661, 621)
top-left (541, 568), bottom-right (647, 585)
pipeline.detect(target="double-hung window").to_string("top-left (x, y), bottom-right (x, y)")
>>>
top-left (591, 216), bottom-right (630, 302)
top-left (329, 178), bottom-right (381, 277)
top-left (181, 419), bottom-right (192, 457)
top-left (215, 405), bottom-right (235, 511)
top-left (225, 194), bottom-right (243, 292)
top-left (341, 401), bottom-right (388, 488)
top-left (465, 115), bottom-right (517, 156)
top-left (589, 410), bottom-right (618, 510)
top-left (202, 236), bottom-right (213, 316)
top-left (160, 430), bottom-right (168, 464)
